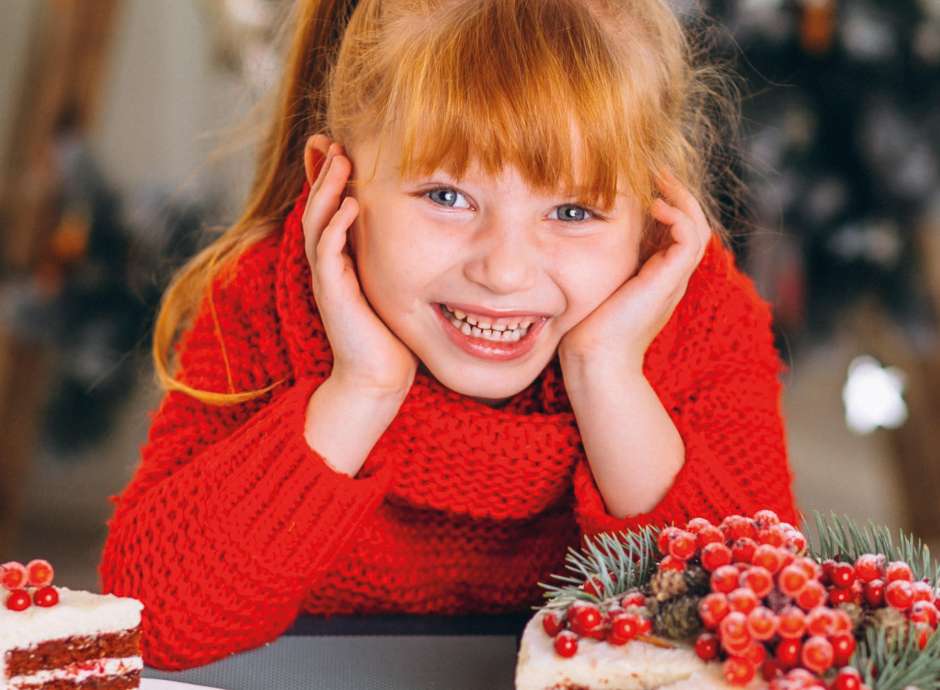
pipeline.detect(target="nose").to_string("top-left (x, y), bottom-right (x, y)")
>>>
top-left (462, 222), bottom-right (538, 294)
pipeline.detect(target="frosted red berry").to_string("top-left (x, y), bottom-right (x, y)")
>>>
top-left (581, 576), bottom-right (605, 597)
top-left (775, 637), bottom-right (802, 669)
top-left (657, 526), bottom-right (682, 554)
top-left (731, 538), bottom-right (758, 565)
top-left (668, 531), bottom-right (698, 561)
top-left (25, 559), bottom-right (54, 588)
top-left (801, 635), bottom-right (835, 674)
top-left (568, 603), bottom-right (603, 636)
top-left (719, 611), bottom-right (750, 643)
top-left (728, 587), bottom-right (759, 615)
top-left (864, 579), bottom-right (886, 607)
top-left (741, 566), bottom-right (774, 598)
top-left (723, 656), bottom-right (757, 686)
top-left (830, 633), bottom-right (857, 667)
top-left (1, 562), bottom-right (27, 591)
top-left (885, 579), bottom-right (913, 611)
top-left (796, 580), bottom-right (827, 610)
top-left (746, 606), bottom-right (778, 640)
top-left (778, 564), bottom-right (809, 597)
top-left (911, 581), bottom-right (934, 604)
top-left (542, 610), bottom-right (565, 637)
top-left (5, 588), bottom-right (31, 611)
top-left (610, 612), bottom-right (640, 642)
top-left (695, 632), bottom-right (719, 660)
top-left (833, 667), bottom-right (862, 690)
top-left (777, 606), bottom-right (807, 639)
top-left (701, 542), bottom-right (733, 572)
top-left (752, 545), bottom-right (785, 573)
top-left (699, 592), bottom-right (731, 630)
top-left (830, 562), bottom-right (856, 588)
top-left (621, 591), bottom-right (646, 608)
top-left (554, 631), bottom-right (578, 658)
top-left (885, 561), bottom-right (913, 583)
top-left (33, 585), bottom-right (59, 608)
top-left (753, 509), bottom-right (780, 530)
top-left (711, 565), bottom-right (741, 594)
top-left (854, 554), bottom-right (883, 583)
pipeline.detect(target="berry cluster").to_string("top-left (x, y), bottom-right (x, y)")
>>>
top-left (663, 510), bottom-right (939, 690)
top-left (541, 589), bottom-right (656, 659)
top-left (2, 559), bottom-right (59, 611)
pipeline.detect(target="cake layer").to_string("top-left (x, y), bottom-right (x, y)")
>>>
top-left (0, 588), bottom-right (143, 653)
top-left (5, 630), bottom-right (140, 677)
top-left (515, 610), bottom-right (765, 690)
top-left (11, 668), bottom-right (141, 690)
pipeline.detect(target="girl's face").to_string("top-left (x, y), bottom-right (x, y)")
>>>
top-left (344, 134), bottom-right (644, 407)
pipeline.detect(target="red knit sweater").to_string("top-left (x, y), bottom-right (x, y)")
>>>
top-left (99, 185), bottom-right (800, 670)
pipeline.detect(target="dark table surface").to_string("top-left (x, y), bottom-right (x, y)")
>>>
top-left (141, 613), bottom-right (531, 690)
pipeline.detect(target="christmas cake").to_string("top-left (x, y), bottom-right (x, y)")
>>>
top-left (515, 510), bottom-right (940, 690)
top-left (1, 559), bottom-right (144, 690)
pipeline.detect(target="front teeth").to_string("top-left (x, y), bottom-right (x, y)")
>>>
top-left (441, 304), bottom-right (535, 343)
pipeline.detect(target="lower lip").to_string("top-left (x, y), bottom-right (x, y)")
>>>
top-left (432, 303), bottom-right (548, 361)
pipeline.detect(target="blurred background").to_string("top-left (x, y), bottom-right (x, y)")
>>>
top-left (0, 0), bottom-right (938, 592)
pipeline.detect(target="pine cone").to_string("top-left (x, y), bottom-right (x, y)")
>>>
top-left (868, 606), bottom-right (909, 649)
top-left (651, 568), bottom-right (688, 601)
top-left (838, 603), bottom-right (865, 633)
top-left (650, 594), bottom-right (703, 640)
top-left (683, 563), bottom-right (710, 596)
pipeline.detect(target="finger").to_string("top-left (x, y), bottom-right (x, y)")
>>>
top-left (303, 153), bottom-right (351, 263)
top-left (655, 169), bottom-right (709, 231)
top-left (315, 196), bottom-right (358, 284)
top-left (648, 199), bottom-right (703, 290)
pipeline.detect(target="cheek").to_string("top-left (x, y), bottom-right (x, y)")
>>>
top-left (556, 239), bottom-right (639, 316)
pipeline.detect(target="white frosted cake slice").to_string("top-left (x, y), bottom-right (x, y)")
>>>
top-left (1, 581), bottom-right (144, 690)
top-left (515, 608), bottom-right (764, 690)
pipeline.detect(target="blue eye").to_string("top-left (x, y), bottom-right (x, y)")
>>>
top-left (551, 204), bottom-right (595, 222)
top-left (425, 187), bottom-right (471, 209)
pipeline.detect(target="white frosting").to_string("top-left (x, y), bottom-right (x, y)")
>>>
top-left (8, 655), bottom-right (143, 689)
top-left (515, 610), bottom-right (767, 690)
top-left (1, 587), bottom-right (143, 683)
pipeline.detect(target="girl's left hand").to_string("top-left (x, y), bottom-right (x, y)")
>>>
top-left (558, 170), bottom-right (713, 376)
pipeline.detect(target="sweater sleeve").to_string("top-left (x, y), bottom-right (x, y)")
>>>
top-left (98, 241), bottom-right (395, 670)
top-left (571, 244), bottom-right (801, 540)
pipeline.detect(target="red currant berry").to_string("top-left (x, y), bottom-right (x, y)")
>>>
top-left (885, 561), bottom-right (913, 583)
top-left (833, 666), bottom-right (862, 690)
top-left (831, 562), bottom-right (856, 588)
top-left (753, 509), bottom-right (780, 530)
top-left (731, 538), bottom-right (758, 565)
top-left (636, 615), bottom-right (652, 635)
top-left (5, 588), bottom-right (31, 611)
top-left (775, 638), bottom-right (802, 669)
top-left (741, 566), bottom-right (774, 598)
top-left (610, 612), bottom-right (640, 641)
top-left (910, 600), bottom-right (939, 627)
top-left (554, 631), bottom-right (579, 658)
top-left (1, 562), bottom-right (27, 591)
top-left (830, 633), bottom-right (856, 667)
top-left (696, 525), bottom-right (725, 550)
top-left (743, 640), bottom-right (767, 667)
top-left (806, 606), bottom-right (836, 636)
top-left (659, 555), bottom-right (686, 572)
top-left (831, 609), bottom-right (854, 635)
top-left (854, 554), bottom-right (884, 583)
top-left (32, 585), bottom-right (59, 608)
top-left (621, 591), bottom-right (646, 608)
top-left (801, 635), bottom-right (834, 674)
top-left (542, 611), bottom-right (565, 637)
top-left (720, 611), bottom-right (750, 643)
top-left (911, 581), bottom-right (934, 604)
top-left (746, 605), bottom-right (779, 640)
top-left (796, 580), bottom-right (827, 610)
top-left (657, 526), bottom-right (682, 554)
top-left (756, 527), bottom-right (786, 548)
top-left (829, 586), bottom-right (855, 606)
top-left (728, 587), bottom-right (759, 615)
top-left (685, 517), bottom-right (714, 534)
top-left (699, 592), bottom-right (731, 630)
top-left (885, 579), bottom-right (914, 611)
top-left (723, 656), bottom-right (757, 686)
top-left (784, 531), bottom-right (808, 556)
top-left (711, 565), bottom-right (741, 594)
top-left (695, 632), bottom-right (719, 661)
top-left (778, 564), bottom-right (809, 597)
top-left (794, 556), bottom-right (822, 580)
top-left (701, 542), bottom-right (733, 572)
top-left (581, 576), bottom-right (605, 597)
top-left (25, 559), bottom-right (54, 588)
top-left (916, 624), bottom-right (933, 651)
top-left (777, 606), bottom-right (807, 639)
top-left (721, 515), bottom-right (758, 542)
top-left (668, 530), bottom-right (698, 561)
top-left (761, 658), bottom-right (783, 682)
top-left (864, 579), bottom-right (886, 607)
top-left (752, 545), bottom-right (786, 573)
top-left (569, 603), bottom-right (603, 636)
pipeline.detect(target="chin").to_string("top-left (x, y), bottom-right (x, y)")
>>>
top-left (425, 359), bottom-right (538, 401)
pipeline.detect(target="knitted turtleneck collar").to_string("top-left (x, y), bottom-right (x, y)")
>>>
top-left (274, 183), bottom-right (713, 521)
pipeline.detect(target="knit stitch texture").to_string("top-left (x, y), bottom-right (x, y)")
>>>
top-left (99, 183), bottom-right (800, 670)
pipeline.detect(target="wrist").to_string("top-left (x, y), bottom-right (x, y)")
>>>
top-left (559, 352), bottom-right (646, 395)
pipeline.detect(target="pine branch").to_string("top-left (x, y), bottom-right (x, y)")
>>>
top-left (854, 621), bottom-right (940, 690)
top-left (534, 526), bottom-right (660, 611)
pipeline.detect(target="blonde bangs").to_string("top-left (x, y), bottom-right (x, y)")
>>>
top-left (376, 0), bottom-right (655, 213)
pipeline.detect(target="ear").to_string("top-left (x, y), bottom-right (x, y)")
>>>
top-left (303, 135), bottom-right (327, 186)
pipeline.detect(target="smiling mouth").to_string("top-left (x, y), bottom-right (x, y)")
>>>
top-left (437, 303), bottom-right (539, 342)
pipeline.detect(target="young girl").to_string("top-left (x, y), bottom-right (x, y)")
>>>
top-left (100, 0), bottom-right (800, 671)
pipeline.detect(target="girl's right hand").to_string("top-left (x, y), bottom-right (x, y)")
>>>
top-left (301, 134), bottom-right (418, 399)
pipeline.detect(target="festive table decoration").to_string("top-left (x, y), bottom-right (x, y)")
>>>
top-left (534, 511), bottom-right (940, 690)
